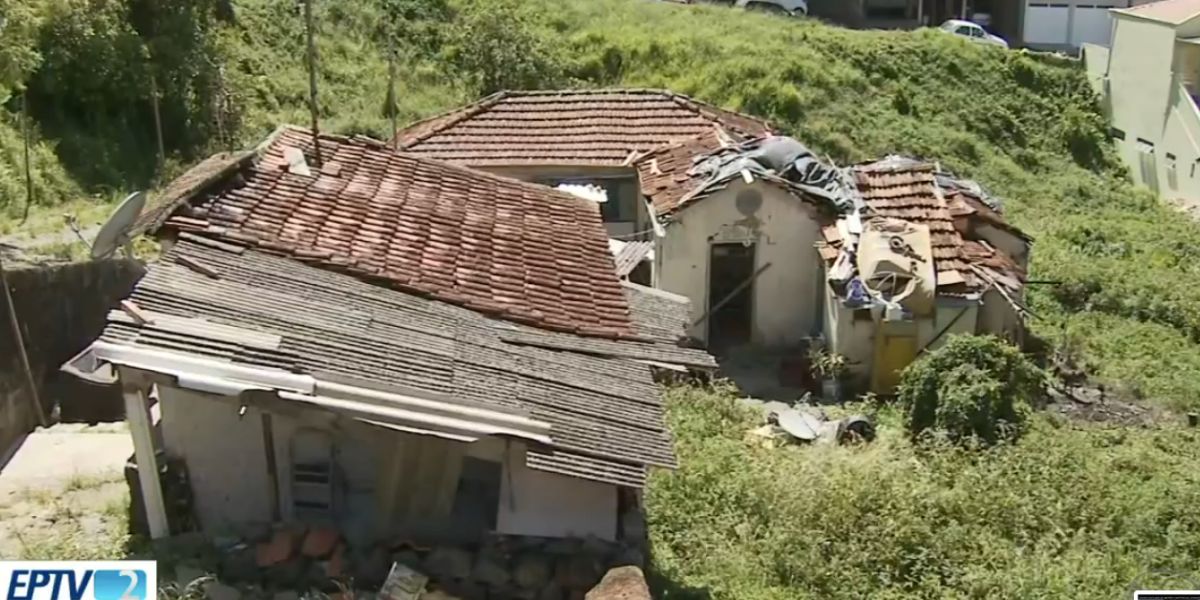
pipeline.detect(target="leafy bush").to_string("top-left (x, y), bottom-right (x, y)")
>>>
top-left (648, 384), bottom-right (1200, 599)
top-left (899, 335), bottom-right (1042, 445)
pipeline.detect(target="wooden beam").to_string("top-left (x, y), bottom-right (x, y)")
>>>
top-left (123, 376), bottom-right (169, 539)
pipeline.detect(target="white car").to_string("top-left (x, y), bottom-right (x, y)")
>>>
top-left (733, 0), bottom-right (809, 16)
top-left (939, 19), bottom-right (1009, 48)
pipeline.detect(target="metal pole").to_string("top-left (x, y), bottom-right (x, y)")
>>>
top-left (0, 255), bottom-right (48, 428)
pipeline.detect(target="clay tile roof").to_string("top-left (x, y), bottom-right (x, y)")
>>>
top-left (634, 131), bottom-right (727, 215)
top-left (395, 89), bottom-right (772, 167)
top-left (154, 126), bottom-right (635, 338)
top-left (1115, 0), bottom-right (1200, 24)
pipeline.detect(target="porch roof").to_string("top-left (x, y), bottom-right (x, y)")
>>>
top-left (87, 236), bottom-right (712, 488)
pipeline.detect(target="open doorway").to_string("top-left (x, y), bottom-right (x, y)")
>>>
top-left (708, 242), bottom-right (756, 352)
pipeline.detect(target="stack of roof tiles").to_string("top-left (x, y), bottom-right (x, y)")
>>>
top-left (396, 89), bottom-right (771, 167)
top-left (146, 126), bottom-right (633, 338)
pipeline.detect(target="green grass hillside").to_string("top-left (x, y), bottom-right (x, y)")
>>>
top-left (651, 385), bottom-right (1200, 598)
top-left (9, 0), bottom-right (1200, 409)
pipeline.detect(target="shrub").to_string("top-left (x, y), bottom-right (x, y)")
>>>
top-left (899, 335), bottom-right (1042, 445)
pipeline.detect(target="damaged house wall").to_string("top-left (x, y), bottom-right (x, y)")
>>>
top-left (159, 385), bottom-right (619, 545)
top-left (0, 259), bottom-right (142, 451)
top-left (823, 290), bottom-right (980, 385)
top-left (658, 178), bottom-right (825, 348)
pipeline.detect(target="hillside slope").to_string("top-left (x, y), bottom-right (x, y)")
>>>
top-left (15, 0), bottom-right (1200, 409)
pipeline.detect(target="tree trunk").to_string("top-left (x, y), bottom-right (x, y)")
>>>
top-left (20, 89), bottom-right (33, 224)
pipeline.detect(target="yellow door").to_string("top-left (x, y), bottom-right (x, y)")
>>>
top-left (872, 328), bottom-right (919, 395)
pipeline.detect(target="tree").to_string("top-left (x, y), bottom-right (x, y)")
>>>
top-left (898, 335), bottom-right (1043, 446)
top-left (446, 0), bottom-right (563, 95)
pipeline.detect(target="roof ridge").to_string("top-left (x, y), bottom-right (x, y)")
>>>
top-left (394, 91), bottom-right (510, 149)
top-left (666, 93), bottom-right (774, 137)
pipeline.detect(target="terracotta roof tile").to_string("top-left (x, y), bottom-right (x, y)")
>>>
top-left (397, 89), bottom-right (772, 167)
top-left (634, 131), bottom-right (728, 215)
top-left (156, 126), bottom-right (634, 338)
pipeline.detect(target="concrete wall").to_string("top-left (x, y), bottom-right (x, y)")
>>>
top-left (497, 444), bottom-right (617, 541)
top-left (158, 385), bottom-right (620, 542)
top-left (159, 386), bottom-right (274, 532)
top-left (0, 259), bottom-right (142, 453)
top-left (657, 180), bottom-right (825, 348)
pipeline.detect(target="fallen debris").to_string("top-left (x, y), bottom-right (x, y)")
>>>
top-left (585, 566), bottom-right (652, 600)
top-left (748, 404), bottom-right (876, 447)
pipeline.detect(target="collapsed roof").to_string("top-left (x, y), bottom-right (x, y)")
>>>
top-left (636, 136), bottom-right (1029, 306)
top-left (394, 89), bottom-right (772, 167)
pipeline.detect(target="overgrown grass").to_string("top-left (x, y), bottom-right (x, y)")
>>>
top-left (648, 384), bottom-right (1200, 599)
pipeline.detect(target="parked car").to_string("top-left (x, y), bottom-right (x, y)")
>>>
top-left (733, 0), bottom-right (808, 16)
top-left (939, 19), bottom-right (1009, 48)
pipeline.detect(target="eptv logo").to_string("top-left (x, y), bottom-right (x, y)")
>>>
top-left (0, 562), bottom-right (156, 600)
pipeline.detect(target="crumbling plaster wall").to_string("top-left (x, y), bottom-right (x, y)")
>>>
top-left (823, 287), bottom-right (980, 382)
top-left (658, 179), bottom-right (825, 348)
top-left (0, 259), bottom-right (142, 453)
top-left (157, 385), bottom-right (618, 543)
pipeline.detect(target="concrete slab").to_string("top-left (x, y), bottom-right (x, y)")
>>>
top-left (0, 423), bottom-right (131, 499)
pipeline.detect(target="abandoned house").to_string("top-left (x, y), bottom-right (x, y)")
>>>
top-left (399, 90), bottom-right (1031, 391)
top-left (66, 126), bottom-right (715, 549)
top-left (394, 88), bottom-right (773, 282)
top-left (635, 135), bottom-right (1030, 388)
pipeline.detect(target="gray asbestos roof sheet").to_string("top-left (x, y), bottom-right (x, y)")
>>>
top-left (102, 236), bottom-right (686, 487)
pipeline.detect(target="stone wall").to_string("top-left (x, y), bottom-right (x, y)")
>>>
top-left (0, 259), bottom-right (143, 451)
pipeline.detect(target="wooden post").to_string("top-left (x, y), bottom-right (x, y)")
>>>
top-left (303, 0), bottom-right (323, 167)
top-left (123, 377), bottom-right (169, 539)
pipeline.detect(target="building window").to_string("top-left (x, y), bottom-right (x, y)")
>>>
top-left (451, 457), bottom-right (502, 531)
top-left (1109, 127), bottom-right (1125, 141)
top-left (1136, 138), bottom-right (1155, 154)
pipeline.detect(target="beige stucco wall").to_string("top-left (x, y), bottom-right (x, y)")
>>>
top-left (657, 179), bottom-right (825, 348)
top-left (159, 385), bottom-right (619, 542)
top-left (160, 386), bottom-right (274, 532)
top-left (823, 288), bottom-right (980, 382)
top-left (1101, 15), bottom-right (1200, 204)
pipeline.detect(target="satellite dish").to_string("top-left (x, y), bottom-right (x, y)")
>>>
top-left (91, 191), bottom-right (146, 260)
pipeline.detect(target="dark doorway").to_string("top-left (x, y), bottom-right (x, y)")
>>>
top-left (708, 243), bottom-right (756, 352)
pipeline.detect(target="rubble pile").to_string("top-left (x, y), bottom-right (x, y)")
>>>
top-left (161, 524), bottom-right (648, 600)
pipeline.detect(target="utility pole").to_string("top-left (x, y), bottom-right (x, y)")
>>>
top-left (387, 38), bottom-right (399, 147)
top-left (304, 0), bottom-right (323, 166)
top-left (150, 68), bottom-right (166, 181)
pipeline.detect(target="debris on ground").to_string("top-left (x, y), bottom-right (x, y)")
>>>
top-left (1047, 384), bottom-right (1159, 427)
top-left (747, 403), bottom-right (875, 447)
